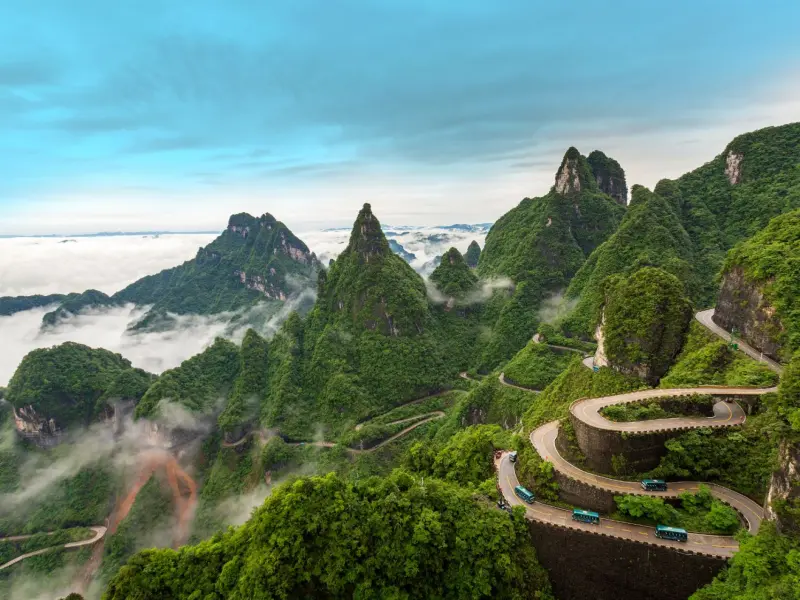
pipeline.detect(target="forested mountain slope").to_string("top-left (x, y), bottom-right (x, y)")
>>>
top-left (476, 147), bottom-right (626, 367)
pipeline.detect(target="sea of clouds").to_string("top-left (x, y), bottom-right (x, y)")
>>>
top-left (0, 226), bottom-right (489, 385)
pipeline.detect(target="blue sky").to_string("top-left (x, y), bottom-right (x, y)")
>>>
top-left (1, 0), bottom-right (799, 235)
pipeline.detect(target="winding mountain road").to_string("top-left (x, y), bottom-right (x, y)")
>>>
top-left (695, 309), bottom-right (783, 374)
top-left (498, 309), bottom-right (783, 557)
top-left (0, 526), bottom-right (106, 571)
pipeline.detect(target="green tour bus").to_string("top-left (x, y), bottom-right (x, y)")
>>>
top-left (641, 479), bottom-right (668, 491)
top-left (655, 525), bottom-right (688, 542)
top-left (572, 509), bottom-right (600, 525)
top-left (514, 485), bottom-right (535, 504)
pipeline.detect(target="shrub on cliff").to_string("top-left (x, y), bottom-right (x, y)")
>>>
top-left (104, 471), bottom-right (554, 600)
top-left (602, 267), bottom-right (692, 385)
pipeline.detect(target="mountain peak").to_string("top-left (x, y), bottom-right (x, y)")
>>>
top-left (555, 147), bottom-right (594, 195)
top-left (587, 150), bottom-right (628, 206)
top-left (345, 203), bottom-right (389, 261)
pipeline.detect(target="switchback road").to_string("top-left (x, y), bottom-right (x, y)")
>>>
top-left (0, 526), bottom-right (106, 571)
top-left (498, 310), bottom-right (776, 557)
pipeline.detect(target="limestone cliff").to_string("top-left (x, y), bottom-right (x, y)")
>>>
top-left (713, 266), bottom-right (784, 362)
top-left (765, 441), bottom-right (800, 534)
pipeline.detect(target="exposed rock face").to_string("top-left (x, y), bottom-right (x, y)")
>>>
top-left (724, 150), bottom-right (744, 185)
top-left (234, 270), bottom-right (288, 300)
top-left (587, 150), bottom-right (628, 206)
top-left (765, 441), bottom-right (800, 534)
top-left (593, 311), bottom-right (609, 368)
top-left (13, 405), bottom-right (63, 447)
top-left (713, 266), bottom-right (784, 361)
top-left (555, 148), bottom-right (583, 195)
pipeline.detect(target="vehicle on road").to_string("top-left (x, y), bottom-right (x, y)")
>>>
top-left (641, 479), bottom-right (668, 491)
top-left (572, 509), bottom-right (600, 524)
top-left (654, 525), bottom-right (688, 542)
top-left (514, 485), bottom-right (535, 504)
top-left (509, 451), bottom-right (518, 463)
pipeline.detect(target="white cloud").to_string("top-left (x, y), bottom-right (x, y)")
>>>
top-left (299, 225), bottom-right (488, 271)
top-left (0, 233), bottom-right (218, 296)
top-left (0, 305), bottom-right (241, 385)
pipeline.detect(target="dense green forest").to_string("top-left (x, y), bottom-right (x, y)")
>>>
top-left (5, 342), bottom-right (148, 428)
top-left (104, 471), bottom-right (553, 600)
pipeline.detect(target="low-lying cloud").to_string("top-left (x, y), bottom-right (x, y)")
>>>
top-left (426, 276), bottom-right (514, 307)
top-left (537, 291), bottom-right (579, 325)
top-left (0, 234), bottom-right (218, 297)
top-left (300, 225), bottom-right (489, 272)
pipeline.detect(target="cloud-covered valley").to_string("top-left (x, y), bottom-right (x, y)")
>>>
top-left (0, 225), bottom-right (489, 385)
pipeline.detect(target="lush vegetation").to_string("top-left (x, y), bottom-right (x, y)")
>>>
top-left (721, 208), bottom-right (800, 358)
top-left (105, 471), bottom-right (553, 600)
top-left (691, 522), bottom-right (800, 600)
top-left (217, 329), bottom-right (270, 435)
top-left (0, 464), bottom-right (115, 536)
top-left (601, 394), bottom-right (714, 422)
top-left (0, 293), bottom-right (70, 316)
top-left (0, 527), bottom-right (93, 566)
top-left (464, 240), bottom-right (481, 268)
top-left (135, 337), bottom-right (240, 418)
top-left (476, 148), bottom-right (625, 367)
top-left (646, 401), bottom-right (785, 500)
top-left (602, 267), bottom-right (692, 384)
top-left (405, 425), bottom-right (513, 490)
top-left (586, 150), bottom-right (628, 205)
top-left (521, 359), bottom-right (646, 431)
top-left (113, 212), bottom-right (318, 328)
top-left (563, 185), bottom-right (696, 336)
top-left (613, 486), bottom-right (740, 534)
top-left (6, 342), bottom-right (139, 428)
top-left (674, 122), bottom-right (800, 306)
top-left (41, 289), bottom-right (119, 328)
top-left (661, 322), bottom-right (779, 388)
top-left (503, 342), bottom-right (573, 390)
top-left (100, 475), bottom-right (175, 582)
top-left (429, 247), bottom-right (479, 298)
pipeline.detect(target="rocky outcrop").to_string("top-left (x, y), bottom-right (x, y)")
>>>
top-left (13, 405), bottom-right (64, 448)
top-left (765, 441), bottom-right (800, 534)
top-left (593, 310), bottom-right (609, 368)
top-left (555, 148), bottom-right (583, 195)
top-left (713, 266), bottom-right (783, 361)
top-left (587, 150), bottom-right (628, 206)
top-left (724, 150), bottom-right (744, 185)
top-left (234, 270), bottom-right (288, 301)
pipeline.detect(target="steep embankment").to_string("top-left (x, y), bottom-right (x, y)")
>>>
top-left (497, 311), bottom-right (780, 558)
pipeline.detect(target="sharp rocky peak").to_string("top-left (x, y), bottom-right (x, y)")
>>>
top-left (345, 203), bottom-right (390, 261)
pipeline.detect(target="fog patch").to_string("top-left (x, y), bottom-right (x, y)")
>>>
top-left (537, 292), bottom-right (578, 324)
top-left (426, 277), bottom-right (513, 307)
top-left (0, 295), bottom-right (314, 386)
top-left (215, 485), bottom-right (272, 528)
